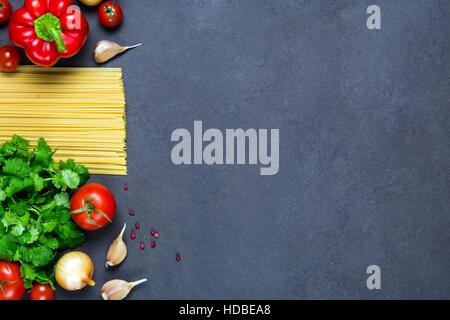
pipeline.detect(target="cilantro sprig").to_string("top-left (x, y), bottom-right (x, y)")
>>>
top-left (0, 135), bottom-right (89, 289)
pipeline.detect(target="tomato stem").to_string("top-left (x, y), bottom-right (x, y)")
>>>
top-left (0, 280), bottom-right (14, 295)
top-left (70, 196), bottom-right (112, 227)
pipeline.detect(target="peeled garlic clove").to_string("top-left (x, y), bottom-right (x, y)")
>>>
top-left (94, 40), bottom-right (142, 64)
top-left (101, 279), bottom-right (147, 300)
top-left (106, 223), bottom-right (128, 268)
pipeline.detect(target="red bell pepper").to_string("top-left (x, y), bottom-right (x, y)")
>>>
top-left (8, 0), bottom-right (89, 67)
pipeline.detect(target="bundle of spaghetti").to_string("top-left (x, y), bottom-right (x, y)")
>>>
top-left (0, 66), bottom-right (127, 175)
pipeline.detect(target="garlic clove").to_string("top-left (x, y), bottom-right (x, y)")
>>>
top-left (106, 223), bottom-right (127, 268)
top-left (101, 278), bottom-right (147, 300)
top-left (94, 40), bottom-right (142, 64)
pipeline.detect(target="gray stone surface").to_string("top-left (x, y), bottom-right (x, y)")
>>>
top-left (1, 0), bottom-right (450, 299)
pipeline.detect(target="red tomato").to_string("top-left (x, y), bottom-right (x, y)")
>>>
top-left (0, 0), bottom-right (12, 24)
top-left (0, 261), bottom-right (25, 300)
top-left (0, 45), bottom-right (20, 72)
top-left (98, 1), bottom-right (123, 28)
top-left (70, 182), bottom-right (116, 231)
top-left (29, 283), bottom-right (55, 300)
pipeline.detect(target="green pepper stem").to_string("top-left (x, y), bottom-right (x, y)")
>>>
top-left (34, 13), bottom-right (66, 53)
top-left (45, 25), bottom-right (66, 53)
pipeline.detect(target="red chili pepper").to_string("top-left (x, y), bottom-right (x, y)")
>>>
top-left (8, 0), bottom-right (89, 67)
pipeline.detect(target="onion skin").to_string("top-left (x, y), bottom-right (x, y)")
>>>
top-left (55, 251), bottom-right (95, 291)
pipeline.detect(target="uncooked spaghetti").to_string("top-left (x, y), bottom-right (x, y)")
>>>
top-left (0, 66), bottom-right (127, 175)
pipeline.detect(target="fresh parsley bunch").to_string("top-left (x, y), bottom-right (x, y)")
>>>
top-left (0, 135), bottom-right (89, 288)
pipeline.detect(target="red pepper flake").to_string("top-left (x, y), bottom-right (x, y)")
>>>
top-left (140, 242), bottom-right (145, 250)
top-left (135, 223), bottom-right (140, 230)
top-left (175, 253), bottom-right (181, 262)
top-left (123, 184), bottom-right (129, 191)
top-left (130, 231), bottom-right (136, 239)
top-left (128, 209), bottom-right (135, 216)
top-left (150, 241), bottom-right (156, 249)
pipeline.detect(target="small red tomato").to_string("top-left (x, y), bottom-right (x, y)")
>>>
top-left (98, 1), bottom-right (123, 28)
top-left (29, 283), bottom-right (55, 300)
top-left (0, 45), bottom-right (20, 72)
top-left (0, 260), bottom-right (25, 300)
top-left (70, 182), bottom-right (116, 231)
top-left (0, 0), bottom-right (12, 24)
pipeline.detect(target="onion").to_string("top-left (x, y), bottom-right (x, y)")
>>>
top-left (79, 0), bottom-right (103, 6)
top-left (55, 251), bottom-right (95, 291)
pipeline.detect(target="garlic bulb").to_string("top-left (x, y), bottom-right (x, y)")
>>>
top-left (101, 279), bottom-right (147, 300)
top-left (94, 40), bottom-right (142, 64)
top-left (55, 251), bottom-right (95, 291)
top-left (106, 223), bottom-right (127, 268)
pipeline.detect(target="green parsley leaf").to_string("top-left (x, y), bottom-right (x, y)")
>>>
top-left (21, 224), bottom-right (41, 244)
top-left (3, 158), bottom-right (31, 178)
top-left (30, 172), bottom-right (44, 192)
top-left (33, 138), bottom-right (53, 166)
top-left (20, 246), bottom-right (54, 267)
top-left (53, 169), bottom-right (80, 191)
top-left (38, 235), bottom-right (59, 250)
top-left (56, 222), bottom-right (85, 248)
top-left (54, 192), bottom-right (70, 208)
top-left (5, 177), bottom-right (33, 197)
top-left (0, 135), bottom-right (89, 288)
top-left (0, 234), bottom-right (18, 260)
top-left (10, 201), bottom-right (28, 216)
top-left (21, 263), bottom-right (36, 280)
top-left (11, 135), bottom-right (31, 159)
top-left (10, 224), bottom-right (25, 237)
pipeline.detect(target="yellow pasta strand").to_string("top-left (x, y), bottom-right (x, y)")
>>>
top-left (0, 66), bottom-right (127, 176)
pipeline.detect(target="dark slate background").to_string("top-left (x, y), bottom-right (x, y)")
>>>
top-left (1, 0), bottom-right (450, 299)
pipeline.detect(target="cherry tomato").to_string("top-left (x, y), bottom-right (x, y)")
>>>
top-left (0, 261), bottom-right (25, 300)
top-left (98, 1), bottom-right (123, 28)
top-left (29, 283), bottom-right (55, 300)
top-left (70, 182), bottom-right (116, 231)
top-left (0, 45), bottom-right (20, 72)
top-left (0, 0), bottom-right (12, 24)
